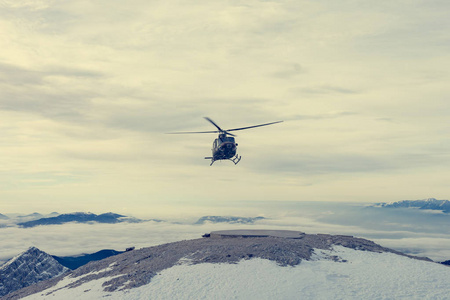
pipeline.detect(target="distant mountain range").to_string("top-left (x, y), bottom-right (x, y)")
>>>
top-left (53, 249), bottom-right (126, 270)
top-left (0, 212), bottom-right (161, 228)
top-left (374, 198), bottom-right (450, 213)
top-left (195, 216), bottom-right (266, 224)
top-left (17, 212), bottom-right (144, 228)
top-left (2, 212), bottom-right (266, 228)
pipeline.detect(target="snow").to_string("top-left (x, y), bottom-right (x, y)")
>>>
top-left (0, 252), bottom-right (23, 270)
top-left (21, 246), bottom-right (450, 300)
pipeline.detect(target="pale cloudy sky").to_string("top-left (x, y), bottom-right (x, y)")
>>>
top-left (1, 0), bottom-right (449, 214)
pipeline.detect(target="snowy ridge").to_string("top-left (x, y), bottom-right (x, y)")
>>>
top-left (5, 230), bottom-right (444, 299)
top-left (0, 247), bottom-right (68, 297)
top-left (374, 198), bottom-right (450, 213)
top-left (9, 246), bottom-right (450, 300)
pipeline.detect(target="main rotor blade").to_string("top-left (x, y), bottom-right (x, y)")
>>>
top-left (223, 131), bottom-right (236, 137)
top-left (226, 120), bottom-right (283, 132)
top-left (204, 117), bottom-right (224, 132)
top-left (166, 130), bottom-right (220, 134)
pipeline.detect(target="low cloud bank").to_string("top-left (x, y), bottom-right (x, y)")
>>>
top-left (1, 202), bottom-right (450, 264)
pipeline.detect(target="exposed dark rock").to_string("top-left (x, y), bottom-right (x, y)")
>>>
top-left (0, 247), bottom-right (68, 297)
top-left (441, 260), bottom-right (450, 266)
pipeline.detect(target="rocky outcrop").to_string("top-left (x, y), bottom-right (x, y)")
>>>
top-left (0, 247), bottom-right (68, 297)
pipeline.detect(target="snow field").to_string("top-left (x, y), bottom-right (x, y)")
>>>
top-left (22, 246), bottom-right (450, 300)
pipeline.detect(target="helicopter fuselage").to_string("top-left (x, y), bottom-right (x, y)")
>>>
top-left (212, 134), bottom-right (237, 161)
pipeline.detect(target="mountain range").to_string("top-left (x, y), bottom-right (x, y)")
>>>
top-left (16, 212), bottom-right (144, 228)
top-left (53, 249), bottom-right (125, 270)
top-left (195, 216), bottom-right (265, 224)
top-left (2, 212), bottom-right (268, 228)
top-left (4, 230), bottom-right (450, 299)
top-left (374, 198), bottom-right (450, 213)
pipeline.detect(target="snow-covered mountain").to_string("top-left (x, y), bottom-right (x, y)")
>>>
top-left (0, 213), bottom-right (59, 228)
top-left (0, 247), bottom-right (68, 297)
top-left (5, 230), bottom-right (450, 299)
top-left (195, 216), bottom-right (265, 224)
top-left (17, 212), bottom-right (144, 228)
top-left (374, 198), bottom-right (450, 213)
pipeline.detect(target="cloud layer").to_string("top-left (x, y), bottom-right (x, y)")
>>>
top-left (1, 1), bottom-right (449, 212)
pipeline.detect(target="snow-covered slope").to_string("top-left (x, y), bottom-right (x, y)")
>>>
top-left (18, 246), bottom-right (450, 300)
top-left (5, 230), bottom-right (450, 299)
top-left (0, 247), bottom-right (68, 297)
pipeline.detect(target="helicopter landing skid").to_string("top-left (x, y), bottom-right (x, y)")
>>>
top-left (205, 157), bottom-right (215, 166)
top-left (229, 154), bottom-right (241, 165)
top-left (205, 155), bottom-right (241, 166)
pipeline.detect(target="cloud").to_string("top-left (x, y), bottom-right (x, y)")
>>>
top-left (0, 62), bottom-right (104, 124)
top-left (249, 153), bottom-right (391, 175)
top-left (1, 0), bottom-right (450, 212)
top-left (287, 111), bottom-right (357, 121)
top-left (298, 85), bottom-right (360, 95)
top-left (271, 63), bottom-right (304, 79)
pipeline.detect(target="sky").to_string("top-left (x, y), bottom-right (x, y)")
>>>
top-left (1, 0), bottom-right (450, 214)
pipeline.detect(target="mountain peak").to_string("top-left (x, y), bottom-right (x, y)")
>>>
top-left (0, 247), bottom-right (68, 297)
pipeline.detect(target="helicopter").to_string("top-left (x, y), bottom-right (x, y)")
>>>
top-left (168, 117), bottom-right (283, 165)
